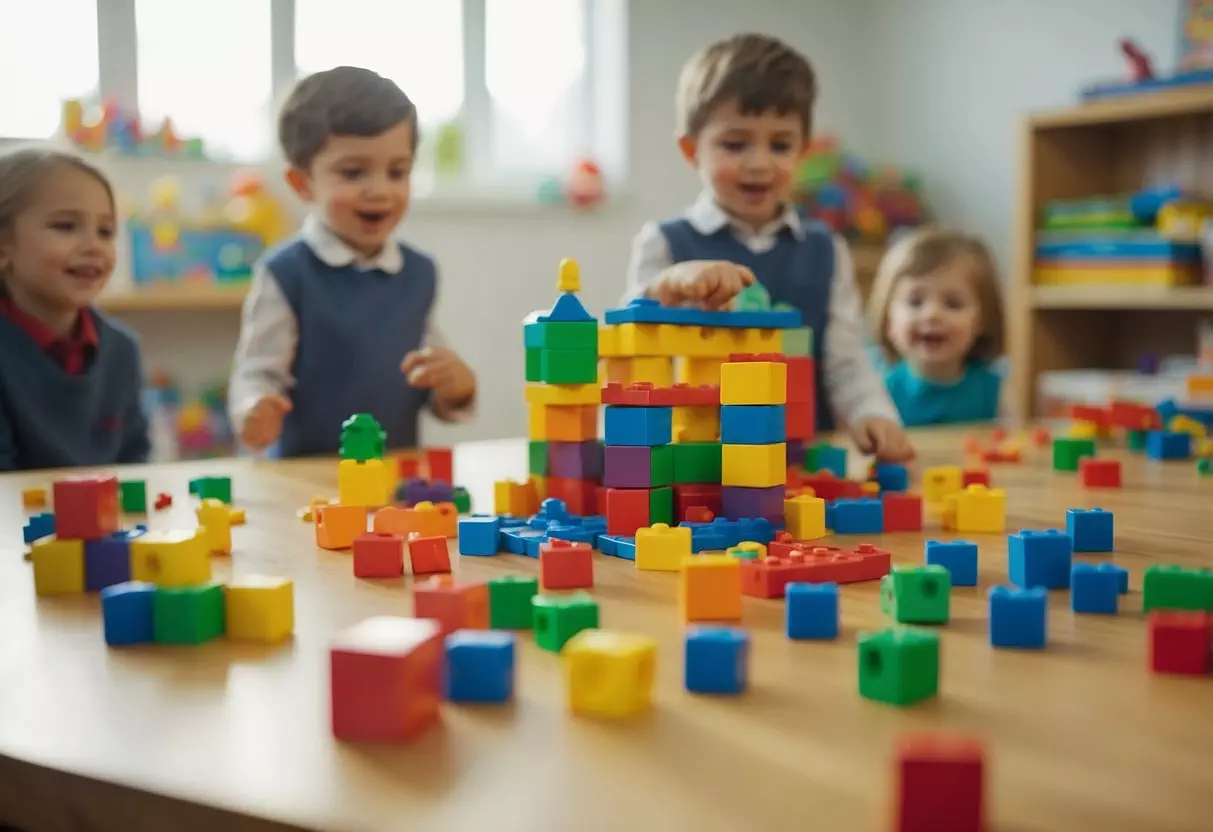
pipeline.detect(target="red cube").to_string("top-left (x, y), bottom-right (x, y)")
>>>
top-left (330, 616), bottom-right (443, 742)
top-left (407, 535), bottom-right (451, 575)
top-left (684, 505), bottom-right (715, 523)
top-left (540, 539), bottom-right (594, 590)
top-left (606, 488), bottom-right (650, 536)
top-left (53, 475), bottom-right (119, 540)
top-left (546, 476), bottom-right (597, 516)
top-left (784, 402), bottom-right (815, 440)
top-left (961, 468), bottom-right (990, 488)
top-left (1079, 458), bottom-right (1122, 489)
top-left (413, 577), bottom-right (489, 635)
top-left (896, 733), bottom-right (985, 832)
top-left (397, 455), bottom-right (421, 479)
top-left (802, 472), bottom-right (863, 501)
top-left (353, 532), bottom-right (405, 578)
top-left (594, 485), bottom-right (609, 517)
top-left (882, 492), bottom-right (923, 532)
top-left (424, 447), bottom-right (453, 484)
top-left (1149, 611), bottom-right (1211, 675)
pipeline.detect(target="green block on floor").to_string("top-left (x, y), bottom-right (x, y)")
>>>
top-left (1199, 458), bottom-right (1213, 476)
top-left (189, 476), bottom-right (232, 504)
top-left (881, 565), bottom-right (951, 624)
top-left (525, 348), bottom-right (542, 382)
top-left (858, 627), bottom-right (939, 706)
top-left (524, 320), bottom-right (598, 351)
top-left (153, 583), bottom-right (225, 645)
top-left (529, 440), bottom-right (549, 476)
top-left (1052, 437), bottom-right (1096, 472)
top-left (451, 486), bottom-right (471, 514)
top-left (648, 486), bottom-right (673, 526)
top-left (1127, 429), bottom-right (1148, 452)
top-left (1142, 565), bottom-right (1213, 613)
top-left (781, 327), bottom-right (813, 356)
top-left (533, 592), bottom-right (599, 652)
top-left (488, 575), bottom-right (538, 629)
top-left (672, 442), bottom-right (722, 484)
top-left (119, 480), bottom-right (147, 513)
top-left (538, 348), bottom-right (598, 384)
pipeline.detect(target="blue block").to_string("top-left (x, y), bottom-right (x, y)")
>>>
top-left (445, 630), bottom-right (515, 703)
top-left (538, 291), bottom-right (594, 323)
top-left (1070, 563), bottom-right (1121, 614)
top-left (684, 626), bottom-right (750, 694)
top-left (604, 296), bottom-right (801, 329)
top-left (1146, 430), bottom-right (1191, 460)
top-left (786, 582), bottom-right (839, 639)
top-left (809, 445), bottom-right (847, 478)
top-left (924, 540), bottom-right (979, 586)
top-left (84, 528), bottom-right (145, 592)
top-left (501, 527), bottom-right (546, 556)
top-left (686, 524), bottom-right (728, 553)
top-left (720, 405), bottom-right (786, 444)
top-left (603, 406), bottom-right (672, 446)
top-left (100, 581), bottom-right (157, 646)
top-left (1112, 563), bottom-right (1130, 594)
top-left (1066, 508), bottom-right (1114, 553)
top-left (23, 512), bottom-right (55, 544)
top-left (458, 516), bottom-right (501, 556)
top-left (830, 499), bottom-right (883, 535)
top-left (734, 517), bottom-right (775, 545)
top-left (528, 498), bottom-right (573, 529)
top-left (873, 462), bottom-right (909, 492)
top-left (613, 537), bottom-right (637, 560)
top-left (1008, 529), bottom-right (1073, 590)
top-left (988, 586), bottom-right (1047, 649)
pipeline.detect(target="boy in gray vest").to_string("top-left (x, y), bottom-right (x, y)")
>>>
top-left (625, 34), bottom-right (913, 462)
top-left (229, 66), bottom-right (476, 457)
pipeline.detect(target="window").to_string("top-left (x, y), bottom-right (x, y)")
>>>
top-left (0, 0), bottom-right (99, 138)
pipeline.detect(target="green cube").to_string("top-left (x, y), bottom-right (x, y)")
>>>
top-left (781, 327), bottom-right (814, 357)
top-left (188, 476), bottom-right (232, 504)
top-left (153, 583), bottom-right (225, 644)
top-left (672, 442), bottom-right (722, 484)
top-left (339, 413), bottom-right (385, 462)
top-left (524, 320), bottom-right (598, 351)
top-left (119, 479), bottom-right (147, 513)
top-left (533, 592), bottom-right (599, 652)
top-left (1142, 565), bottom-right (1213, 612)
top-left (538, 348), bottom-right (598, 384)
top-left (858, 627), bottom-right (939, 706)
top-left (451, 486), bottom-right (471, 514)
top-left (1197, 458), bottom-right (1212, 476)
top-left (524, 348), bottom-right (542, 382)
top-left (641, 445), bottom-right (673, 487)
top-left (648, 486), bottom-right (673, 526)
top-left (1052, 437), bottom-right (1096, 472)
top-left (529, 440), bottom-right (549, 476)
top-left (488, 575), bottom-right (538, 629)
top-left (1127, 429), bottom-right (1148, 452)
top-left (881, 565), bottom-right (951, 624)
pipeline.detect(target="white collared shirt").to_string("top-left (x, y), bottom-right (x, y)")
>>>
top-left (625, 192), bottom-right (900, 428)
top-left (227, 215), bottom-right (471, 435)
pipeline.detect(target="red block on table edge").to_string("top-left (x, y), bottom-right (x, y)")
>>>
top-left (896, 732), bottom-right (986, 832)
top-left (1079, 457), bottom-right (1122, 488)
top-left (353, 532), bottom-right (405, 578)
top-left (882, 492), bottom-right (923, 532)
top-left (413, 577), bottom-right (489, 635)
top-left (1149, 611), bottom-right (1211, 675)
top-left (407, 535), bottom-right (451, 575)
top-left (540, 539), bottom-right (594, 590)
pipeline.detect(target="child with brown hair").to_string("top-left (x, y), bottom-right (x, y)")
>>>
top-left (0, 146), bottom-right (149, 470)
top-left (867, 227), bottom-right (1006, 426)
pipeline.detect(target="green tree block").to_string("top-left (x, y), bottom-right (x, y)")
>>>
top-left (154, 583), bottom-right (225, 644)
top-left (672, 442), bottom-right (722, 484)
top-left (881, 564), bottom-right (951, 624)
top-left (1142, 565), bottom-right (1213, 612)
top-left (451, 486), bottom-right (471, 514)
top-left (339, 413), bottom-right (386, 462)
top-left (525, 348), bottom-right (542, 382)
top-left (529, 440), bottom-right (549, 476)
top-left (119, 480), bottom-right (147, 513)
top-left (538, 348), bottom-right (598, 384)
top-left (780, 327), bottom-right (814, 357)
top-left (533, 592), bottom-right (599, 652)
top-left (648, 486), bottom-right (673, 526)
top-left (1052, 437), bottom-right (1096, 472)
top-left (858, 627), bottom-right (939, 706)
top-left (524, 320), bottom-right (598, 351)
top-left (488, 576), bottom-right (538, 629)
top-left (1127, 430), bottom-right (1148, 452)
top-left (188, 476), bottom-right (232, 504)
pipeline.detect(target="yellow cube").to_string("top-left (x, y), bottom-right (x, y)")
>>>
top-left (603, 356), bottom-right (673, 387)
top-left (598, 325), bottom-right (621, 357)
top-left (722, 443), bottom-right (786, 488)
top-left (672, 405), bottom-right (721, 442)
top-left (1067, 420), bottom-right (1099, 439)
top-left (131, 530), bottom-right (210, 588)
top-left (563, 630), bottom-right (657, 718)
top-left (720, 361), bottom-right (786, 405)
top-left (195, 498), bottom-right (232, 555)
top-left (635, 523), bottom-right (691, 571)
top-left (337, 458), bottom-right (389, 507)
top-left (784, 494), bottom-right (826, 541)
top-left (225, 575), bottom-right (294, 642)
top-left (945, 484), bottom-right (1007, 534)
top-left (615, 323), bottom-right (663, 356)
top-left (31, 537), bottom-right (85, 596)
top-left (922, 465), bottom-right (962, 504)
top-left (677, 357), bottom-right (726, 386)
top-left (22, 486), bottom-right (48, 510)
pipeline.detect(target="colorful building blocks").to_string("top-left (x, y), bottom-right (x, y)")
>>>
top-left (921, 465), bottom-right (962, 504)
top-left (857, 628), bottom-right (940, 706)
top-left (540, 539), bottom-right (594, 589)
top-left (1142, 565), bottom-right (1213, 612)
top-left (338, 413), bottom-right (386, 462)
top-left (100, 581), bottom-right (156, 646)
top-left (407, 535), bottom-right (451, 576)
top-left (83, 527), bottom-right (144, 592)
top-left (373, 502), bottom-right (458, 539)
top-left (23, 511), bottom-right (55, 544)
top-left (679, 554), bottom-right (742, 622)
top-left (784, 494), bottom-right (826, 541)
top-left (550, 440), bottom-right (605, 480)
top-left (988, 586), bottom-right (1047, 649)
top-left (1071, 563), bottom-right (1122, 614)
top-left (721, 484), bottom-right (782, 523)
top-left (881, 565), bottom-right (952, 625)
top-left (457, 515), bottom-right (501, 556)
top-left (895, 733), bottom-right (986, 832)
top-left (721, 442), bottom-right (786, 487)
top-left (603, 444), bottom-right (672, 488)
top-left (118, 479), bottom-right (147, 513)
top-left (805, 442), bottom-right (847, 478)
top-left (720, 404), bottom-right (785, 444)
top-left (353, 532), bottom-right (405, 578)
top-left (563, 630), bottom-right (657, 717)
top-left (224, 576), bottom-right (294, 642)
top-left (1066, 508), bottom-right (1114, 553)
top-left (831, 498), bottom-right (883, 534)
top-left (31, 537), bottom-right (85, 596)
top-left (882, 492), bottom-right (923, 532)
top-left (1052, 437), bottom-right (1096, 472)
top-left (533, 592), bottom-right (599, 652)
top-left (1146, 430), bottom-right (1192, 460)
top-left (924, 540), bottom-right (978, 587)
top-left (53, 475), bottom-right (119, 540)
top-left (414, 578), bottom-right (489, 636)
top-left (670, 442), bottom-right (722, 484)
top-left (1079, 457), bottom-right (1122, 488)
top-left (786, 582), bottom-right (839, 640)
top-left (153, 583), bottom-right (225, 644)
top-left (1148, 611), bottom-right (1211, 675)
top-left (130, 529), bottom-right (210, 588)
top-left (1008, 529), bottom-right (1073, 590)
top-left (684, 626), bottom-right (749, 694)
top-left (314, 504), bottom-right (368, 550)
top-left (445, 630), bottom-right (516, 703)
top-left (635, 523), bottom-right (691, 571)
top-left (487, 576), bottom-right (538, 629)
top-left (603, 405), bottom-right (673, 446)
top-left (337, 458), bottom-right (390, 507)
top-left (941, 484), bottom-right (1006, 534)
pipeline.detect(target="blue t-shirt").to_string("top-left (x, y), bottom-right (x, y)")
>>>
top-left (885, 362), bottom-right (1002, 427)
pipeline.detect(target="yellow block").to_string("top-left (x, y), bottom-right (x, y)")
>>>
top-left (1187, 374), bottom-right (1213, 398)
top-left (195, 498), bottom-right (233, 555)
top-left (1197, 438), bottom-right (1213, 457)
top-left (720, 361), bottom-right (787, 405)
top-left (563, 630), bottom-right (657, 718)
top-left (22, 487), bottom-right (47, 510)
top-left (225, 576), bottom-right (295, 643)
top-left (943, 484), bottom-right (1007, 534)
top-left (337, 458), bottom-right (390, 507)
top-left (494, 479), bottom-right (538, 516)
top-left (1168, 415), bottom-right (1207, 439)
top-left (603, 356), bottom-right (673, 387)
top-left (677, 357), bottom-right (726, 386)
top-left (598, 325), bottom-right (621, 357)
top-left (1033, 265), bottom-right (1199, 286)
top-left (737, 328), bottom-right (781, 353)
top-left (672, 405), bottom-right (721, 442)
top-left (31, 537), bottom-right (84, 596)
top-left (1067, 420), bottom-right (1099, 439)
top-left (922, 465), bottom-right (963, 504)
top-left (131, 530), bottom-right (211, 588)
top-left (726, 541), bottom-right (766, 559)
top-left (616, 323), bottom-right (665, 356)
top-left (635, 523), bottom-right (692, 571)
top-left (784, 494), bottom-right (826, 541)
top-left (722, 443), bottom-right (786, 488)
top-left (228, 507), bottom-right (246, 526)
top-left (524, 382), bottom-right (602, 406)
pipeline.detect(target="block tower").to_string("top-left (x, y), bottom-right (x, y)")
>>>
top-left (337, 413), bottom-right (390, 508)
top-left (602, 389), bottom-right (675, 536)
top-left (719, 357), bottom-right (788, 525)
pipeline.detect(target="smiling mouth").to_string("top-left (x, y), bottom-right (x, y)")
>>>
top-left (356, 210), bottom-right (390, 225)
top-left (915, 333), bottom-right (949, 348)
top-left (66, 265), bottom-right (103, 280)
top-left (739, 184), bottom-right (772, 197)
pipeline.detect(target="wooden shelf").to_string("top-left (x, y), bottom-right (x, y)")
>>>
top-left (1030, 85), bottom-right (1213, 130)
top-left (1031, 285), bottom-right (1213, 310)
top-left (98, 285), bottom-right (248, 312)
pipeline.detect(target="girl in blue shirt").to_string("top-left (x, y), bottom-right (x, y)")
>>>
top-left (867, 228), bottom-right (1006, 427)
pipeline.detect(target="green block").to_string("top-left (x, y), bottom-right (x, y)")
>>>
top-left (671, 442), bottom-right (722, 484)
top-left (339, 413), bottom-right (386, 462)
top-left (524, 348), bottom-right (542, 382)
top-left (1127, 429), bottom-right (1148, 452)
top-left (524, 320), bottom-right (598, 351)
top-left (451, 486), bottom-right (471, 514)
top-left (648, 486), bottom-right (673, 525)
top-left (1142, 565), bottom-right (1213, 613)
top-left (804, 442), bottom-right (847, 477)
top-left (780, 327), bottom-right (814, 357)
top-left (188, 476), bottom-right (232, 504)
top-left (645, 445), bottom-right (673, 487)
top-left (858, 627), bottom-right (939, 706)
top-left (529, 440), bottom-right (549, 476)
top-left (153, 583), bottom-right (225, 644)
top-left (533, 592), bottom-right (599, 652)
top-left (538, 348), bottom-right (598, 384)
top-left (488, 575), bottom-right (538, 629)
top-left (881, 565), bottom-right (951, 624)
top-left (119, 480), bottom-right (147, 513)
top-left (1052, 437), bottom-right (1096, 472)
top-left (1197, 458), bottom-right (1212, 476)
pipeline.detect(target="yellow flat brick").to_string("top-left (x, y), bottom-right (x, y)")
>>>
top-left (603, 356), bottom-right (673, 386)
top-left (677, 357), bottom-right (726, 386)
top-left (524, 383), bottom-right (602, 406)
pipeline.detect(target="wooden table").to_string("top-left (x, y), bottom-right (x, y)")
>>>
top-left (1, 431), bottom-right (1211, 832)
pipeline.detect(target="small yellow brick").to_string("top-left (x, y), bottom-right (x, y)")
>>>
top-left (603, 356), bottom-right (673, 387)
top-left (946, 484), bottom-right (1007, 534)
top-left (672, 405), bottom-right (721, 442)
top-left (784, 494), bottom-right (826, 541)
top-left (564, 630), bottom-right (657, 718)
top-left (225, 576), bottom-right (294, 643)
top-left (337, 458), bottom-right (390, 507)
top-left (722, 443), bottom-right (786, 488)
top-left (524, 383), bottom-right (602, 406)
top-left (615, 323), bottom-right (664, 356)
top-left (195, 498), bottom-right (232, 555)
top-left (635, 523), bottom-right (691, 571)
top-left (131, 530), bottom-right (210, 588)
top-left (720, 361), bottom-right (787, 405)
top-left (31, 537), bottom-right (85, 596)
top-left (21, 487), bottom-right (48, 510)
top-left (677, 357), bottom-right (726, 386)
top-left (922, 465), bottom-right (963, 504)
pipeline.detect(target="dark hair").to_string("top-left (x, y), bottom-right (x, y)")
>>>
top-left (676, 33), bottom-right (817, 138)
top-left (278, 66), bottom-right (417, 169)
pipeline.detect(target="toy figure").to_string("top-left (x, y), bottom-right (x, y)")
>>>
top-left (1119, 38), bottom-right (1156, 82)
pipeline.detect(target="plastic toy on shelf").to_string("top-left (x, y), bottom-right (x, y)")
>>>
top-left (61, 99), bottom-right (206, 159)
top-left (145, 372), bottom-right (235, 461)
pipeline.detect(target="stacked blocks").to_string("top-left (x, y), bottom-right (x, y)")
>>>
top-left (604, 399), bottom-right (674, 534)
top-left (684, 626), bottom-right (749, 694)
top-left (720, 358), bottom-right (786, 523)
top-left (858, 628), bottom-right (940, 706)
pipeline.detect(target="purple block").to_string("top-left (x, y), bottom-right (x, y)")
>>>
top-left (84, 526), bottom-right (146, 592)
top-left (722, 486), bottom-right (785, 524)
top-left (400, 477), bottom-right (455, 505)
top-left (786, 439), bottom-right (805, 467)
top-left (548, 441), bottom-right (603, 479)
top-left (603, 445), bottom-right (672, 488)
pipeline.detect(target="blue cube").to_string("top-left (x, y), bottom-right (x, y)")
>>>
top-left (1146, 430), bottom-right (1191, 460)
top-left (830, 498), bottom-right (883, 535)
top-left (988, 586), bottom-right (1047, 649)
top-left (924, 540), bottom-right (979, 586)
top-left (873, 462), bottom-right (909, 493)
top-left (84, 527), bottom-right (146, 592)
top-left (603, 405), bottom-right (672, 446)
top-left (720, 405), bottom-right (786, 444)
top-left (445, 630), bottom-right (515, 703)
top-left (1112, 563), bottom-right (1130, 594)
top-left (1008, 529), bottom-right (1073, 589)
top-left (1066, 508), bottom-right (1113, 553)
top-left (786, 582), bottom-right (839, 639)
top-left (684, 626), bottom-right (750, 694)
top-left (23, 512), bottom-right (55, 544)
top-left (100, 581), bottom-right (157, 646)
top-left (1070, 563), bottom-right (1121, 614)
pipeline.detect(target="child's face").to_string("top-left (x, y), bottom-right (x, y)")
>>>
top-left (289, 120), bottom-right (414, 257)
top-left (886, 257), bottom-right (984, 375)
top-left (0, 166), bottom-right (116, 315)
top-left (680, 99), bottom-right (808, 231)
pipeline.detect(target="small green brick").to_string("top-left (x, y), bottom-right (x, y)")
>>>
top-left (1198, 458), bottom-right (1212, 476)
top-left (525, 348), bottom-right (542, 382)
top-left (647, 445), bottom-right (674, 487)
top-left (881, 565), bottom-right (951, 624)
top-left (188, 476), bottom-right (232, 504)
top-left (119, 480), bottom-right (147, 513)
top-left (533, 592), bottom-right (599, 652)
top-left (1142, 565), bottom-right (1213, 613)
top-left (1127, 429), bottom-right (1148, 452)
top-left (538, 348), bottom-right (598, 384)
top-left (1052, 437), bottom-right (1096, 472)
top-left (524, 320), bottom-right (598, 351)
top-left (648, 486), bottom-right (673, 525)
top-left (780, 327), bottom-right (814, 357)
top-left (858, 627), bottom-right (939, 706)
top-left (153, 583), bottom-right (225, 644)
top-left (488, 576), bottom-right (538, 629)
top-left (339, 412), bottom-right (386, 462)
top-left (451, 486), bottom-right (471, 514)
top-left (672, 442), bottom-right (722, 484)
top-left (529, 440), bottom-right (549, 476)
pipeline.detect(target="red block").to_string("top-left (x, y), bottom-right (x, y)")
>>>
top-left (407, 534), bottom-right (451, 575)
top-left (53, 476), bottom-right (120, 540)
top-left (989, 427), bottom-right (1007, 443)
top-left (330, 616), bottom-right (443, 742)
top-left (684, 505), bottom-right (715, 523)
top-left (673, 484), bottom-right (722, 523)
top-left (785, 402), bottom-right (815, 440)
top-left (1069, 404), bottom-right (1110, 430)
top-left (1079, 457), bottom-right (1122, 488)
top-left (1108, 400), bottom-right (1160, 431)
top-left (1030, 427), bottom-right (1052, 448)
top-left (961, 468), bottom-right (990, 488)
top-left (802, 471), bottom-right (863, 501)
top-left (547, 477), bottom-right (598, 516)
top-left (397, 456), bottom-right (421, 479)
top-left (539, 539), bottom-right (594, 590)
top-left (594, 485), bottom-right (609, 517)
top-left (601, 382), bottom-right (719, 407)
top-left (1149, 611), bottom-right (1211, 675)
top-left (353, 532), bottom-right (405, 578)
top-left (154, 492), bottom-right (173, 511)
top-left (413, 576), bottom-right (489, 635)
top-left (765, 538), bottom-right (891, 583)
top-left (425, 448), bottom-right (453, 484)
top-left (606, 488), bottom-right (650, 536)
top-left (981, 446), bottom-right (1021, 463)
top-left (896, 733), bottom-right (986, 832)
top-left (882, 492), bottom-right (923, 532)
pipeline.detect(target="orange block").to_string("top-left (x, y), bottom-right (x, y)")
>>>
top-left (373, 501), bottom-right (458, 539)
top-left (408, 535), bottom-right (451, 575)
top-left (679, 554), bottom-right (742, 622)
top-left (494, 479), bottom-right (541, 516)
top-left (315, 505), bottom-right (368, 550)
top-left (529, 404), bottom-right (598, 441)
top-left (413, 577), bottom-right (489, 635)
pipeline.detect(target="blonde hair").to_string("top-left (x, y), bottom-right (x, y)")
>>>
top-left (867, 227), bottom-right (1005, 364)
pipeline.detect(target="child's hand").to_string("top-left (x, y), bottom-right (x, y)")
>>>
top-left (402, 347), bottom-right (476, 409)
top-left (849, 417), bottom-right (915, 462)
top-left (239, 393), bottom-right (292, 451)
top-left (645, 260), bottom-right (756, 309)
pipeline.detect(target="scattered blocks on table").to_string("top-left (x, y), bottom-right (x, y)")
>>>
top-left (896, 733), bottom-right (986, 832)
top-left (881, 565), bottom-right (951, 625)
top-left (941, 485), bottom-right (1006, 534)
top-left (195, 498), bottom-right (233, 555)
top-left (679, 554), bottom-right (742, 622)
top-left (153, 583), bottom-right (225, 644)
top-left (188, 475), bottom-right (232, 504)
top-left (407, 535), bottom-right (452, 576)
top-left (857, 628), bottom-right (939, 706)
top-left (1052, 437), bottom-right (1096, 472)
top-left (882, 492), bottom-right (923, 532)
top-left (786, 582), bottom-right (839, 640)
top-left (445, 630), bottom-right (515, 703)
top-left (414, 577), bottom-right (489, 636)
top-left (1071, 563), bottom-right (1121, 614)
top-left (31, 537), bottom-right (85, 596)
top-left (1079, 457), bottom-right (1122, 488)
top-left (1148, 611), bottom-right (1211, 675)
top-left (130, 530), bottom-right (210, 588)
top-left (805, 442), bottom-right (847, 477)
top-left (224, 576), bottom-right (294, 642)
top-left (457, 515), bottom-right (501, 556)
top-left (100, 581), bottom-right (156, 646)
top-left (988, 586), bottom-right (1047, 649)
top-left (487, 576), bottom-right (538, 629)
top-left (721, 442), bottom-right (786, 487)
top-left (921, 466), bottom-right (962, 504)
top-left (1008, 529), bottom-right (1073, 590)
top-left (23, 511), bottom-right (55, 544)
top-left (563, 630), bottom-right (657, 717)
top-left (118, 479), bottom-right (147, 513)
top-left (873, 462), bottom-right (908, 492)
top-left (315, 504), bottom-right (369, 550)
top-left (1146, 430), bottom-right (1192, 461)
top-left (1066, 508), bottom-right (1114, 553)
top-left (353, 532), bottom-right (405, 578)
top-left (53, 475), bottom-right (119, 540)
top-left (84, 528), bottom-right (144, 591)
top-left (784, 494), bottom-right (826, 541)
top-left (337, 459), bottom-right (390, 507)
top-left (533, 592), bottom-right (599, 652)
top-left (684, 626), bottom-right (749, 694)
top-left (635, 523), bottom-right (691, 571)
top-left (540, 539), bottom-right (594, 589)
top-left (1142, 564), bottom-right (1213, 613)
top-left (924, 540), bottom-right (978, 586)
top-left (831, 498), bottom-right (883, 534)
top-left (720, 361), bottom-right (786, 405)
